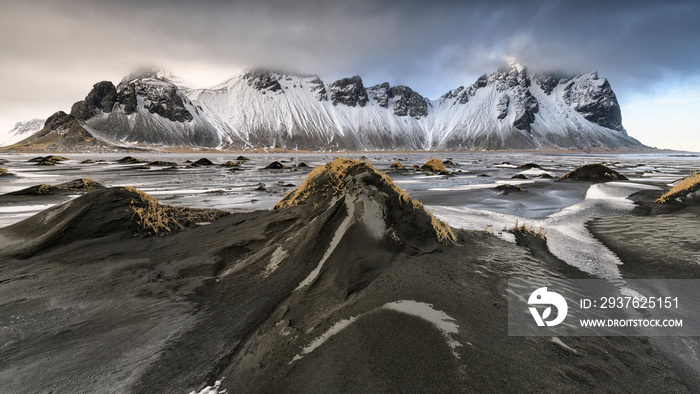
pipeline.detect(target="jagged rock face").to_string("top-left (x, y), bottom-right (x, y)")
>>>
top-left (368, 83), bottom-right (429, 118)
top-left (328, 76), bottom-right (368, 107)
top-left (486, 65), bottom-right (539, 132)
top-left (70, 81), bottom-right (118, 120)
top-left (496, 94), bottom-right (509, 120)
top-left (243, 70), bottom-right (283, 93)
top-left (533, 74), bottom-right (570, 95)
top-left (70, 76), bottom-right (193, 123)
top-left (117, 82), bottom-right (138, 114)
top-left (511, 88), bottom-right (539, 132)
top-left (441, 74), bottom-right (488, 105)
top-left (562, 72), bottom-right (624, 132)
top-left (129, 80), bottom-right (193, 122)
top-left (308, 76), bottom-right (327, 101)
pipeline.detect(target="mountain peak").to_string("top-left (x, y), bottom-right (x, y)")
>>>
top-left (121, 67), bottom-right (179, 84)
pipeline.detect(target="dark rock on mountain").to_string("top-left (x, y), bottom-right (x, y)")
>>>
top-left (328, 76), bottom-right (368, 107)
top-left (562, 73), bottom-right (624, 132)
top-left (243, 69), bottom-right (283, 93)
top-left (70, 81), bottom-right (118, 120)
top-left (117, 82), bottom-right (138, 114)
top-left (368, 83), bottom-right (429, 118)
top-left (533, 73), bottom-right (570, 95)
top-left (486, 65), bottom-right (539, 132)
top-left (496, 94), bottom-right (509, 120)
top-left (440, 74), bottom-right (488, 105)
top-left (308, 76), bottom-right (327, 101)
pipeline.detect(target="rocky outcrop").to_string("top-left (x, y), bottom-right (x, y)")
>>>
top-left (70, 81), bottom-right (118, 120)
top-left (562, 72), bottom-right (624, 132)
top-left (243, 69), bottom-right (283, 93)
top-left (440, 74), bottom-right (488, 105)
top-left (368, 83), bottom-right (429, 118)
top-left (328, 76), bottom-right (368, 107)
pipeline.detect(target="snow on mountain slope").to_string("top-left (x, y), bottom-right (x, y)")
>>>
top-left (9, 64), bottom-right (647, 151)
top-left (427, 63), bottom-right (642, 150)
top-left (189, 70), bottom-right (428, 150)
top-left (1, 119), bottom-right (45, 147)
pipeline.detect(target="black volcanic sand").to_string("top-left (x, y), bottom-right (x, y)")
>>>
top-left (588, 190), bottom-right (700, 279)
top-left (0, 161), bottom-right (695, 393)
top-left (587, 189), bottom-right (700, 392)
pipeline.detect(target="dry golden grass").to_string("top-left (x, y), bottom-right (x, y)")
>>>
top-left (36, 184), bottom-right (52, 194)
top-left (0, 168), bottom-right (7, 176)
top-left (420, 158), bottom-right (448, 173)
top-left (275, 158), bottom-right (457, 244)
top-left (505, 219), bottom-right (547, 241)
top-left (390, 161), bottom-right (405, 168)
top-left (72, 178), bottom-right (101, 190)
top-left (655, 172), bottom-right (700, 204)
top-left (122, 186), bottom-right (224, 235)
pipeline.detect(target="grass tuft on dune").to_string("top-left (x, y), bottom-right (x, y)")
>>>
top-left (274, 158), bottom-right (457, 244)
top-left (655, 172), bottom-right (700, 204)
top-left (123, 186), bottom-right (225, 236)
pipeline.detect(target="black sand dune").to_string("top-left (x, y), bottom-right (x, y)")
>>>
top-left (0, 160), bottom-right (695, 393)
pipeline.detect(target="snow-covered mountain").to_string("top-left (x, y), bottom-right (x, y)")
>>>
top-left (7, 63), bottom-right (647, 151)
top-left (0, 119), bottom-right (45, 147)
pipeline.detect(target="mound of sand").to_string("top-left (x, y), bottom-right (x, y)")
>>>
top-left (118, 156), bottom-right (143, 164)
top-left (8, 178), bottom-right (104, 196)
top-left (275, 158), bottom-right (455, 244)
top-left (655, 172), bottom-right (700, 204)
top-left (30, 155), bottom-right (69, 166)
top-left (420, 158), bottom-right (450, 174)
top-left (495, 184), bottom-right (523, 195)
top-left (264, 161), bottom-right (288, 169)
top-left (517, 163), bottom-right (542, 169)
top-left (149, 160), bottom-right (177, 166)
top-left (559, 163), bottom-right (628, 182)
top-left (193, 158), bottom-right (214, 166)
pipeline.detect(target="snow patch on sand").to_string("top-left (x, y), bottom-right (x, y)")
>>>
top-left (295, 197), bottom-right (355, 290)
top-left (265, 247), bottom-right (288, 274)
top-left (189, 379), bottom-right (226, 394)
top-left (291, 317), bottom-right (358, 363)
top-left (383, 300), bottom-right (462, 356)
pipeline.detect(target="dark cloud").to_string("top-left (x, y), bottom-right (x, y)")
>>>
top-left (1, 0), bottom-right (698, 127)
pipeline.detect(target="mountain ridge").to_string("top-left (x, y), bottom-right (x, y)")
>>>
top-left (5, 63), bottom-right (649, 151)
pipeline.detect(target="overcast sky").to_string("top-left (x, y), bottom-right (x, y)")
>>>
top-left (1, 0), bottom-right (698, 149)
